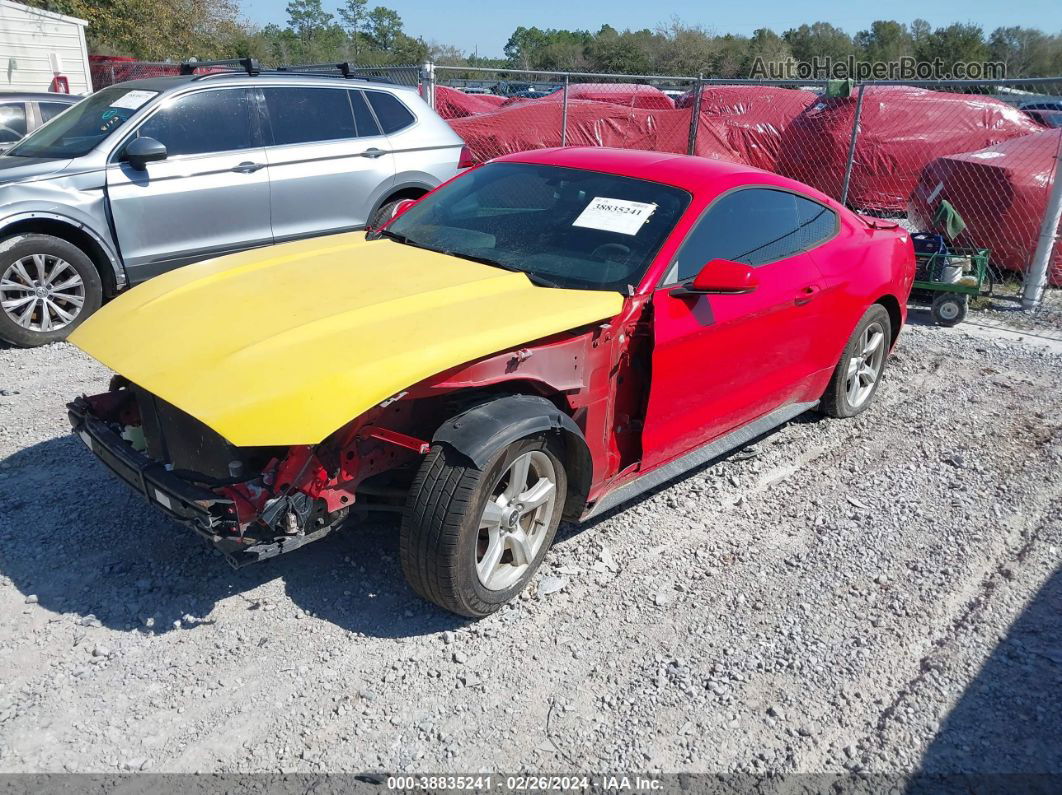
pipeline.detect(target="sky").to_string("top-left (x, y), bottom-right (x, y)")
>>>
top-left (243, 0), bottom-right (1062, 57)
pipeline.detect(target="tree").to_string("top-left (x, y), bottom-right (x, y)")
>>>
top-left (366, 6), bottom-right (403, 51)
top-left (286, 0), bottom-right (333, 39)
top-left (783, 22), bottom-right (855, 66)
top-left (854, 20), bottom-right (914, 63)
top-left (339, 0), bottom-right (368, 54)
top-left (744, 28), bottom-right (793, 76)
top-left (988, 26), bottom-right (1058, 77)
top-left (924, 23), bottom-right (988, 75)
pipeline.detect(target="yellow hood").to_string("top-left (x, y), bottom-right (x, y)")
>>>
top-left (70, 234), bottom-right (623, 447)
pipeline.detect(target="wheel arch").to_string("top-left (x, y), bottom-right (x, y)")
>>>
top-left (0, 215), bottom-right (123, 297)
top-left (432, 393), bottom-right (593, 520)
top-left (368, 182), bottom-right (433, 224)
top-left (873, 293), bottom-right (903, 348)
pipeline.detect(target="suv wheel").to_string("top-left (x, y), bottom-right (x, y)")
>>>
top-left (401, 435), bottom-right (568, 618)
top-left (0, 234), bottom-right (102, 347)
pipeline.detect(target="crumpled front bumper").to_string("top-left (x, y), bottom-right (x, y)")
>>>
top-left (69, 396), bottom-right (339, 567)
top-left (68, 396), bottom-right (234, 531)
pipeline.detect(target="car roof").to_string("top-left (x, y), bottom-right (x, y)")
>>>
top-left (101, 74), bottom-right (419, 94)
top-left (0, 91), bottom-right (80, 102)
top-left (496, 147), bottom-right (842, 204)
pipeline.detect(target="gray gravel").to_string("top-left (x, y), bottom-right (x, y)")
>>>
top-left (0, 314), bottom-right (1059, 775)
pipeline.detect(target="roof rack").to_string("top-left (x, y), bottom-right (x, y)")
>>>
top-left (179, 57), bottom-right (260, 77)
top-left (277, 62), bottom-right (355, 77)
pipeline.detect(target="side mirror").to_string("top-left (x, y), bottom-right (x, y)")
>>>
top-left (677, 259), bottom-right (758, 295)
top-left (391, 198), bottom-right (417, 219)
top-left (123, 136), bottom-right (167, 170)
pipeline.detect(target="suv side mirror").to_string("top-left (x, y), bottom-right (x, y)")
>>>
top-left (675, 259), bottom-right (758, 296)
top-left (124, 136), bottom-right (167, 170)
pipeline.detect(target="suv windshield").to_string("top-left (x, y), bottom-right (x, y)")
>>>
top-left (386, 162), bottom-right (690, 292)
top-left (6, 86), bottom-right (157, 159)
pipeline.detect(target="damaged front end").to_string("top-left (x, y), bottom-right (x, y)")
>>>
top-left (67, 378), bottom-right (380, 567)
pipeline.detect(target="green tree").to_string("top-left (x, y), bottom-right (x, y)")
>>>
top-left (338, 0), bottom-right (368, 54)
top-left (854, 20), bottom-right (914, 62)
top-left (924, 23), bottom-right (988, 75)
top-left (783, 22), bottom-right (855, 66)
top-left (987, 26), bottom-right (1058, 77)
top-left (286, 0), bottom-right (333, 39)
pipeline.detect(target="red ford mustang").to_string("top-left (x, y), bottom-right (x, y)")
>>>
top-left (68, 148), bottom-right (915, 617)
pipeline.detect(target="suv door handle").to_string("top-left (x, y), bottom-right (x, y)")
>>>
top-left (231, 161), bottom-right (265, 174)
top-left (794, 285), bottom-right (820, 305)
top-left (360, 148), bottom-right (388, 159)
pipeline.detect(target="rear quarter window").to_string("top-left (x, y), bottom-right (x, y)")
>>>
top-left (365, 91), bottom-right (415, 134)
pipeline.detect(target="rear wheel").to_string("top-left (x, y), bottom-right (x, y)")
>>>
top-left (0, 234), bottom-right (102, 347)
top-left (400, 435), bottom-right (567, 618)
top-left (819, 304), bottom-right (891, 418)
top-left (368, 199), bottom-right (404, 231)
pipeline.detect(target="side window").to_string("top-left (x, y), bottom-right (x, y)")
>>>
top-left (0, 102), bottom-right (28, 143)
top-left (350, 90), bottom-right (381, 137)
top-left (365, 91), bottom-right (415, 134)
top-left (39, 102), bottom-right (72, 123)
top-left (672, 188), bottom-right (836, 281)
top-left (135, 89), bottom-right (256, 156)
top-left (263, 87), bottom-right (356, 145)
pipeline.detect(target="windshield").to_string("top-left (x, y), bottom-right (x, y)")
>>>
top-left (386, 162), bottom-right (690, 292)
top-left (6, 86), bottom-right (158, 159)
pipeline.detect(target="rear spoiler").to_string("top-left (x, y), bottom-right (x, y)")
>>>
top-left (858, 216), bottom-right (901, 231)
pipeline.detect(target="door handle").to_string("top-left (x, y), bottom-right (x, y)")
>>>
top-left (794, 285), bottom-right (820, 306)
top-left (360, 147), bottom-right (388, 159)
top-left (231, 161), bottom-right (265, 174)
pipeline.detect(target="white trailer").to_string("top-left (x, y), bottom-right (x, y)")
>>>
top-left (0, 0), bottom-right (90, 94)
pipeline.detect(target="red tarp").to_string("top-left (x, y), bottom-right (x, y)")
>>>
top-left (908, 128), bottom-right (1062, 285)
top-left (777, 85), bottom-right (1044, 212)
top-left (433, 85), bottom-right (506, 120)
top-left (502, 83), bottom-right (674, 110)
top-left (677, 85), bottom-right (818, 171)
top-left (449, 100), bottom-right (739, 165)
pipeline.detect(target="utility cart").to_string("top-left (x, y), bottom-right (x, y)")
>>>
top-left (911, 233), bottom-right (990, 327)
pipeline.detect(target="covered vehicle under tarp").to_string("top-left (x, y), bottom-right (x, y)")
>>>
top-left (908, 128), bottom-right (1062, 285)
top-left (449, 100), bottom-right (738, 164)
top-left (502, 83), bottom-right (675, 110)
top-left (433, 85), bottom-right (506, 119)
top-left (676, 85), bottom-right (819, 171)
top-left (777, 85), bottom-right (1044, 211)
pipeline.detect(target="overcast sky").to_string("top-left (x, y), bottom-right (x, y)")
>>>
top-left (244, 0), bottom-right (1062, 57)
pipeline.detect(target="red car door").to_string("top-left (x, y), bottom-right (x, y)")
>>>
top-left (640, 187), bottom-right (840, 468)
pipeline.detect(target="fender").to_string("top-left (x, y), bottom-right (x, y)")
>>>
top-left (432, 394), bottom-right (593, 518)
top-left (0, 210), bottom-right (126, 289)
top-left (367, 179), bottom-right (435, 222)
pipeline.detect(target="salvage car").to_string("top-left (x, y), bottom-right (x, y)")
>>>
top-left (0, 64), bottom-right (467, 347)
top-left (68, 148), bottom-right (915, 618)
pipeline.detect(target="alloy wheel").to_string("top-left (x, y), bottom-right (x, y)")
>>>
top-left (0, 254), bottom-right (86, 332)
top-left (845, 321), bottom-right (885, 409)
top-left (476, 450), bottom-right (558, 591)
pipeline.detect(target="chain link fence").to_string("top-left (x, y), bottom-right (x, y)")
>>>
top-left (84, 57), bottom-right (1062, 327)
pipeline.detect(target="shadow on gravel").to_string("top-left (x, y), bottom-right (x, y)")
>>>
top-left (913, 566), bottom-right (1062, 779)
top-left (0, 436), bottom-right (467, 640)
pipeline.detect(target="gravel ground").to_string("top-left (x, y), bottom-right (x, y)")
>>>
top-left (0, 313), bottom-right (1059, 776)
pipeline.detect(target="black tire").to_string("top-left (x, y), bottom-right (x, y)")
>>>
top-left (0, 234), bottom-right (102, 347)
top-left (368, 200), bottom-right (402, 231)
top-left (819, 304), bottom-right (891, 419)
top-left (400, 435), bottom-right (568, 618)
top-left (931, 292), bottom-right (968, 327)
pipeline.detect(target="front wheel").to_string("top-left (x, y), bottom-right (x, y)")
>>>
top-left (400, 436), bottom-right (567, 618)
top-left (819, 304), bottom-right (891, 419)
top-left (0, 234), bottom-right (102, 347)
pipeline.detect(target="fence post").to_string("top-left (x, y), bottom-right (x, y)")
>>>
top-left (560, 73), bottom-right (570, 147)
top-left (420, 60), bottom-right (435, 110)
top-left (686, 74), bottom-right (703, 156)
top-left (1022, 137), bottom-right (1062, 310)
top-left (839, 82), bottom-right (866, 206)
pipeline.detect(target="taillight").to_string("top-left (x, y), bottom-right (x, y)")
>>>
top-left (458, 145), bottom-right (474, 169)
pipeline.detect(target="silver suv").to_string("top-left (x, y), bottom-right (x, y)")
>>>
top-left (0, 66), bottom-right (467, 346)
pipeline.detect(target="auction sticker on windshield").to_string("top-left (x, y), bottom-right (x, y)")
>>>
top-left (572, 197), bottom-right (657, 236)
top-left (109, 90), bottom-right (157, 111)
